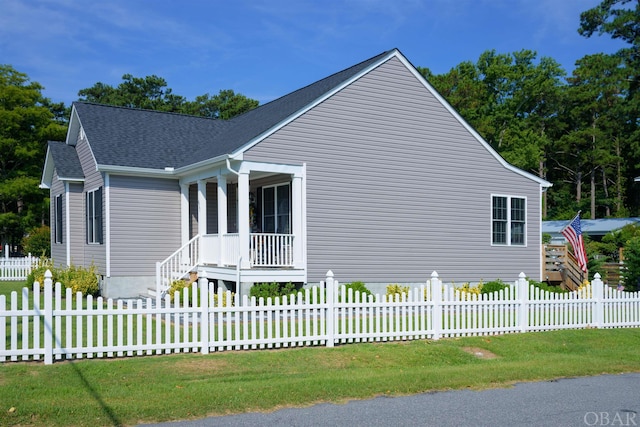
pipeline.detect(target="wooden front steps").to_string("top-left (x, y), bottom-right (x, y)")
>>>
top-left (543, 244), bottom-right (586, 291)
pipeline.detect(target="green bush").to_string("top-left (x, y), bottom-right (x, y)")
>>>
top-left (26, 262), bottom-right (99, 297)
top-left (25, 259), bottom-right (55, 288)
top-left (250, 281), bottom-right (299, 300)
top-left (21, 225), bottom-right (51, 257)
top-left (529, 279), bottom-right (568, 294)
top-left (480, 279), bottom-right (510, 295)
top-left (339, 281), bottom-right (372, 302)
top-left (622, 235), bottom-right (640, 291)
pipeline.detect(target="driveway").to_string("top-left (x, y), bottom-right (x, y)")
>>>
top-left (144, 373), bottom-right (640, 427)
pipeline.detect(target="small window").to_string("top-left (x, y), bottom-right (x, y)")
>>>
top-left (86, 187), bottom-right (103, 244)
top-left (492, 195), bottom-right (526, 246)
top-left (54, 194), bottom-right (63, 244)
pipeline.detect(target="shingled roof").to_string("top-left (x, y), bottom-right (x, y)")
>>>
top-left (73, 49), bottom-right (395, 170)
top-left (47, 141), bottom-right (84, 180)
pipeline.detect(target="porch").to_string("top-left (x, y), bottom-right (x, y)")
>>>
top-left (156, 159), bottom-right (307, 295)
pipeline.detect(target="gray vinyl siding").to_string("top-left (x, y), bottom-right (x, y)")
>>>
top-left (109, 175), bottom-right (181, 276)
top-left (76, 133), bottom-right (106, 273)
top-left (245, 57), bottom-right (542, 284)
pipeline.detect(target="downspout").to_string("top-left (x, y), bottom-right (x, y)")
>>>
top-left (225, 158), bottom-right (240, 177)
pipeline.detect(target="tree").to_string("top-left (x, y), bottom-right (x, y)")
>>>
top-left (579, 0), bottom-right (640, 98)
top-left (78, 74), bottom-right (186, 112)
top-left (550, 54), bottom-right (629, 219)
top-left (0, 65), bottom-right (66, 252)
top-left (578, 0), bottom-right (640, 217)
top-left (78, 75), bottom-right (259, 119)
top-left (182, 89), bottom-right (259, 119)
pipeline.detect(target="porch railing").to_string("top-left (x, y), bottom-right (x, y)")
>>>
top-left (250, 233), bottom-right (294, 267)
top-left (156, 235), bottom-right (201, 295)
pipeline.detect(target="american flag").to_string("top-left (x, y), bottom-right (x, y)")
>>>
top-left (561, 213), bottom-right (588, 272)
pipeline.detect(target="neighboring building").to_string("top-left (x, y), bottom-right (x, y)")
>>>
top-left (40, 48), bottom-right (551, 298)
top-left (543, 218), bottom-right (640, 244)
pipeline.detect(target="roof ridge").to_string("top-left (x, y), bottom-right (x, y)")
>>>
top-left (72, 101), bottom-right (222, 121)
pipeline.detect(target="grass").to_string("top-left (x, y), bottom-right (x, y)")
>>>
top-left (0, 280), bottom-right (28, 297)
top-left (0, 328), bottom-right (639, 426)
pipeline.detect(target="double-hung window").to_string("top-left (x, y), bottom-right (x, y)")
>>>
top-left (262, 183), bottom-right (291, 234)
top-left (54, 194), bottom-right (63, 244)
top-left (86, 187), bottom-right (103, 244)
top-left (492, 195), bottom-right (526, 246)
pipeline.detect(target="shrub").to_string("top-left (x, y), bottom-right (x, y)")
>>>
top-left (168, 279), bottom-right (190, 302)
top-left (622, 235), bottom-right (640, 291)
top-left (67, 264), bottom-right (99, 296)
top-left (168, 279), bottom-right (214, 306)
top-left (22, 225), bottom-right (51, 257)
top-left (25, 258), bottom-right (55, 289)
top-left (27, 262), bottom-right (99, 296)
top-left (529, 279), bottom-right (568, 294)
top-left (386, 283), bottom-right (410, 301)
top-left (339, 281), bottom-right (372, 302)
top-left (250, 281), bottom-right (299, 300)
top-left (456, 282), bottom-right (483, 300)
top-left (480, 279), bottom-right (509, 295)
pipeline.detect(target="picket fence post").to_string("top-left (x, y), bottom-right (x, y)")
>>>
top-left (591, 273), bottom-right (604, 328)
top-left (43, 270), bottom-right (53, 365)
top-left (517, 272), bottom-right (528, 333)
top-left (325, 270), bottom-right (335, 348)
top-left (198, 271), bottom-right (209, 355)
top-left (431, 271), bottom-right (442, 340)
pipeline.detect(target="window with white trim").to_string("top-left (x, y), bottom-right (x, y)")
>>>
top-left (262, 183), bottom-right (290, 234)
top-left (54, 194), bottom-right (63, 244)
top-left (492, 195), bottom-right (526, 246)
top-left (86, 187), bottom-right (103, 244)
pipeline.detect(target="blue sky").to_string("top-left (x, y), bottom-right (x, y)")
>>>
top-left (0, 0), bottom-right (625, 107)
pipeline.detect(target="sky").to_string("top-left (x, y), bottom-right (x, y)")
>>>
top-left (0, 0), bottom-right (626, 107)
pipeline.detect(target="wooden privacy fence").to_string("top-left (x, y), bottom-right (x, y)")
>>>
top-left (2, 270), bottom-right (639, 364)
top-left (0, 254), bottom-right (39, 281)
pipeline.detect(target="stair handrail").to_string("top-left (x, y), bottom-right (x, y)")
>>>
top-left (156, 234), bottom-right (201, 297)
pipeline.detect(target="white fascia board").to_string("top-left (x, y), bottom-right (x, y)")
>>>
top-left (173, 154), bottom-right (231, 177)
top-left (97, 164), bottom-right (179, 178)
top-left (40, 147), bottom-right (55, 188)
top-left (238, 161), bottom-right (304, 177)
top-left (230, 50), bottom-right (400, 157)
top-left (65, 106), bottom-right (80, 146)
top-left (396, 53), bottom-right (553, 189)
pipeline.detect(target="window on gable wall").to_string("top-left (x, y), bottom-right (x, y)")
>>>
top-left (492, 195), bottom-right (526, 246)
top-left (54, 194), bottom-right (63, 244)
top-left (86, 187), bottom-right (103, 244)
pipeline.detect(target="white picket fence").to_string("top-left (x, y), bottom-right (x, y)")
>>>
top-left (0, 254), bottom-right (39, 281)
top-left (1, 270), bottom-right (639, 364)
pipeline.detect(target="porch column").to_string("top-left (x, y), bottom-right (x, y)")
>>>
top-left (180, 183), bottom-right (190, 245)
top-left (292, 173), bottom-right (304, 269)
top-left (217, 174), bottom-right (227, 266)
top-left (197, 180), bottom-right (207, 236)
top-left (238, 171), bottom-right (251, 269)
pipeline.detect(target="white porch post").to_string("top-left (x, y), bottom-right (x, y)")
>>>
top-left (292, 172), bottom-right (304, 269)
top-left (217, 174), bottom-right (227, 266)
top-left (238, 171), bottom-right (251, 269)
top-left (180, 184), bottom-right (190, 244)
top-left (197, 180), bottom-right (207, 236)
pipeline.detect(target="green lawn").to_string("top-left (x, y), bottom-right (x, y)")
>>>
top-left (0, 327), bottom-right (639, 427)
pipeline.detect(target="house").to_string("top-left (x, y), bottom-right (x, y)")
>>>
top-left (543, 218), bottom-right (640, 245)
top-left (40, 48), bottom-right (552, 298)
